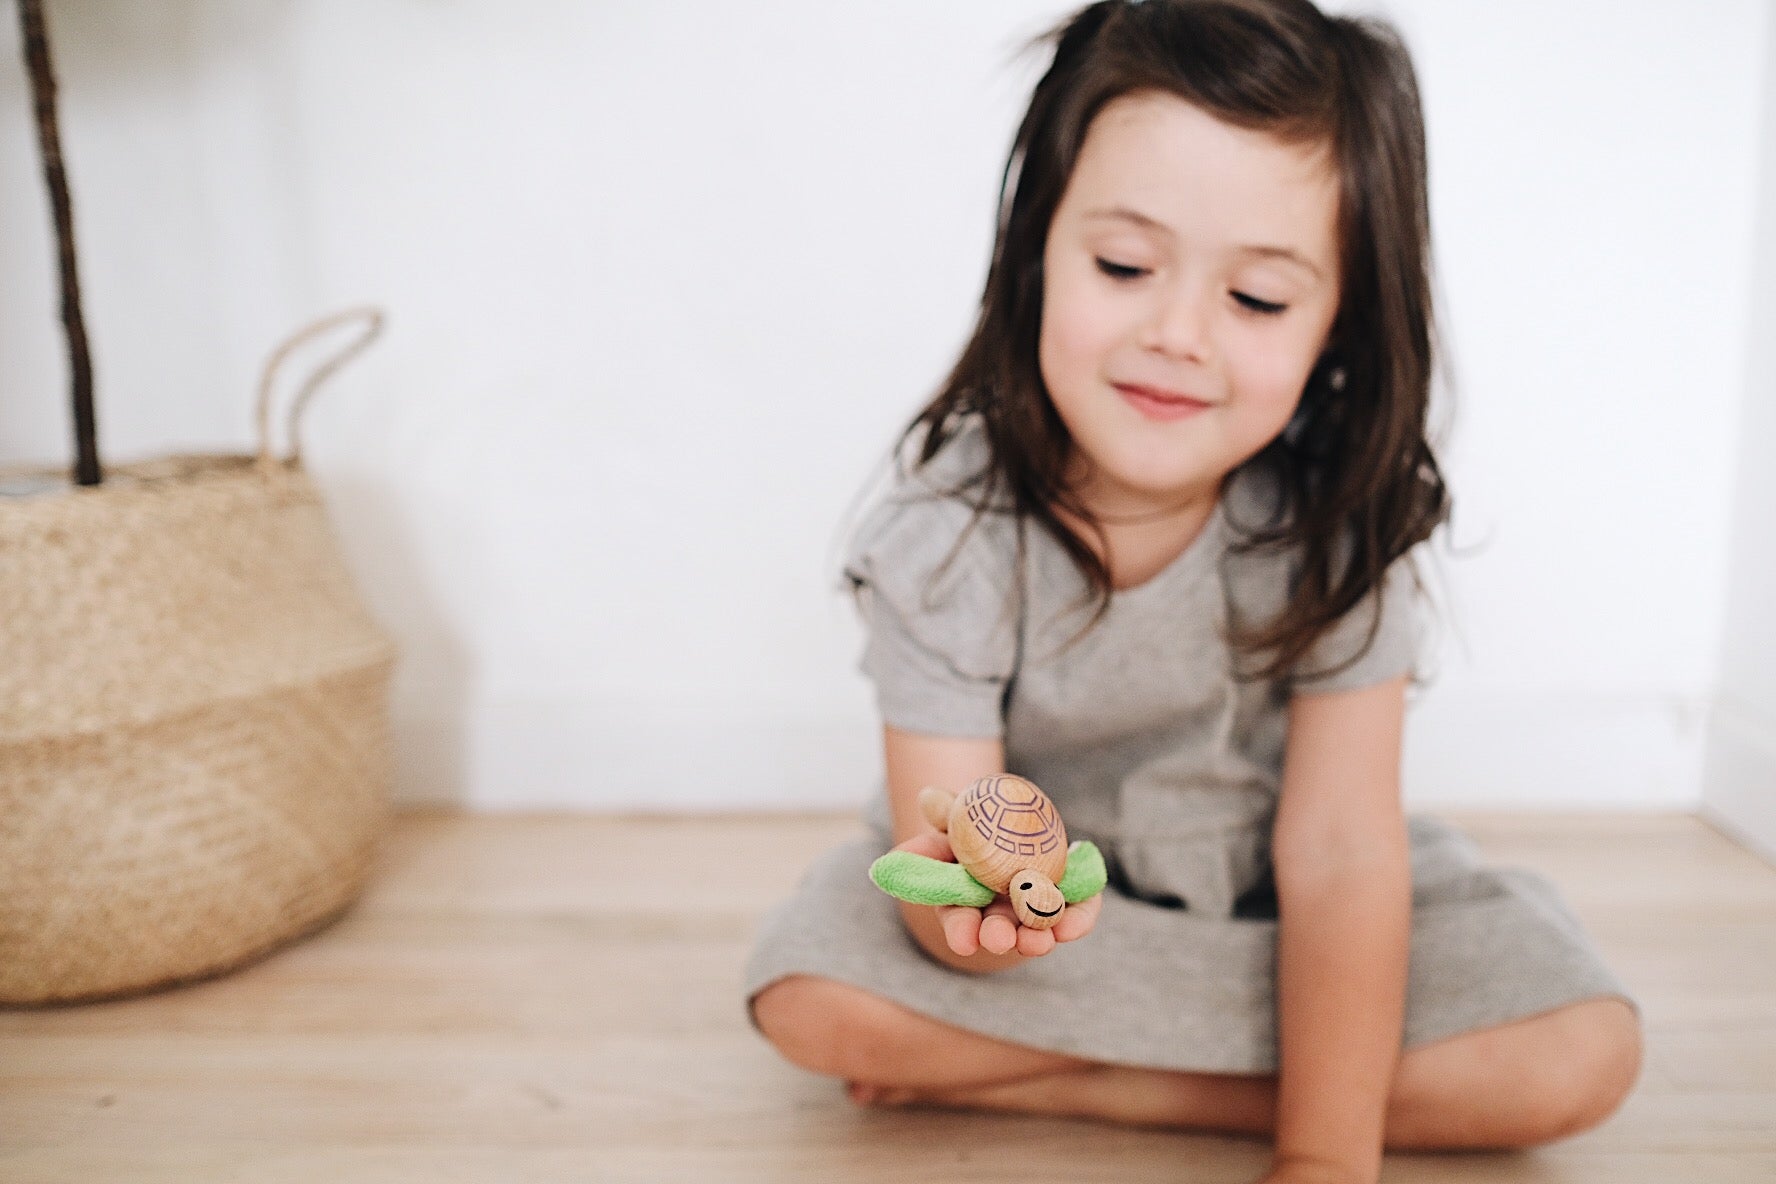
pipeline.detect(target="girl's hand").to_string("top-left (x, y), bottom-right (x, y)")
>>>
top-left (888, 829), bottom-right (1104, 958)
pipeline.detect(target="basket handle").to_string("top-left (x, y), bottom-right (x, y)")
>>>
top-left (255, 306), bottom-right (386, 481)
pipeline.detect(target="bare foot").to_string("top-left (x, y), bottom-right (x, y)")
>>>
top-left (853, 1064), bottom-right (1273, 1135)
top-left (918, 1066), bottom-right (1115, 1121)
top-left (844, 1067), bottom-right (1114, 1119)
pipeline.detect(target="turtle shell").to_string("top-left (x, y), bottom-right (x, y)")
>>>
top-left (948, 774), bottom-right (1068, 893)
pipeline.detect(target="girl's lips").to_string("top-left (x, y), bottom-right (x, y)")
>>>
top-left (1116, 383), bottom-right (1210, 422)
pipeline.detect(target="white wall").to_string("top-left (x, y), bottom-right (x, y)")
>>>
top-left (1703, 3), bottom-right (1776, 858)
top-left (1, 1), bottom-right (1769, 812)
top-left (1390, 0), bottom-right (1769, 809)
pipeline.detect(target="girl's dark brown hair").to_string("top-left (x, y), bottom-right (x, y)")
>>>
top-left (877, 0), bottom-right (1452, 684)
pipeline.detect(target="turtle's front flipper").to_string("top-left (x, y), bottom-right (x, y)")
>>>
top-left (869, 851), bottom-right (994, 907)
top-left (1057, 840), bottom-right (1108, 904)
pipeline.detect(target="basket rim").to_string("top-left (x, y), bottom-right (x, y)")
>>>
top-left (0, 450), bottom-right (301, 489)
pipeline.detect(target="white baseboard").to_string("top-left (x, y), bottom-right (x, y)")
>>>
top-left (390, 685), bottom-right (1707, 812)
top-left (1699, 698), bottom-right (1776, 863)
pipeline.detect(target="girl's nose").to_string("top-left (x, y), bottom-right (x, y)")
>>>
top-left (1138, 282), bottom-right (1212, 363)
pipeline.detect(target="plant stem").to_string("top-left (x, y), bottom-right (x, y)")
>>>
top-left (19, 0), bottom-right (99, 486)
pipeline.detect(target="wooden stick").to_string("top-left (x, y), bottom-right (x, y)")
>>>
top-left (19, 0), bottom-right (99, 486)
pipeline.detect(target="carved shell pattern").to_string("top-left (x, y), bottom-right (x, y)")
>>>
top-left (951, 774), bottom-right (1068, 893)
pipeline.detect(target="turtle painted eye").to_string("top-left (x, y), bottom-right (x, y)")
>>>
top-left (1019, 881), bottom-right (1033, 891)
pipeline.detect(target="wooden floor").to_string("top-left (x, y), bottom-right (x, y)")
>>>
top-left (2, 810), bottom-right (1773, 1182)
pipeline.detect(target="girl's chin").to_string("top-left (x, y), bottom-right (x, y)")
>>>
top-left (1077, 469), bottom-right (1217, 517)
top-left (1101, 450), bottom-right (1217, 498)
top-left (1060, 431), bottom-right (1220, 505)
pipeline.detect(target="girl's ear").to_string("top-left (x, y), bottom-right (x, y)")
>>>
top-left (1283, 350), bottom-right (1344, 449)
top-left (1312, 347), bottom-right (1348, 392)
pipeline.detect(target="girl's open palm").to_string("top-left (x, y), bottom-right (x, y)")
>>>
top-left (889, 828), bottom-right (1104, 958)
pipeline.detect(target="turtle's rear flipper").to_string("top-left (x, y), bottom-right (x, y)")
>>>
top-left (1057, 840), bottom-right (1108, 904)
top-left (869, 850), bottom-right (994, 907)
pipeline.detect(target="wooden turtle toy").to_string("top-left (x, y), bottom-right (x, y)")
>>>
top-left (869, 774), bottom-right (1107, 929)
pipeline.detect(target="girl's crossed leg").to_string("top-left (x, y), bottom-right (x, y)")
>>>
top-left (751, 975), bottom-right (1642, 1151)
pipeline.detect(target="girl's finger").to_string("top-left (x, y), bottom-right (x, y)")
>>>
top-left (934, 904), bottom-right (982, 955)
top-left (1015, 922), bottom-right (1056, 958)
top-left (978, 901), bottom-right (1019, 955)
top-left (1052, 891), bottom-right (1103, 943)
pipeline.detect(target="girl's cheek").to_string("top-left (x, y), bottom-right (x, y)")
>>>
top-left (1240, 355), bottom-right (1313, 422)
top-left (1040, 294), bottom-right (1097, 368)
top-left (1260, 328), bottom-right (1321, 389)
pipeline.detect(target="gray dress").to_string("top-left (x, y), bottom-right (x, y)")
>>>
top-left (744, 414), bottom-right (1635, 1073)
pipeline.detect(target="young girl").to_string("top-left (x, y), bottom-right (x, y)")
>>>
top-left (745, 2), bottom-right (1641, 1180)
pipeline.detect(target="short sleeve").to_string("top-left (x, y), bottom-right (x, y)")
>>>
top-left (1288, 557), bottom-right (1422, 695)
top-left (839, 491), bottom-right (1019, 738)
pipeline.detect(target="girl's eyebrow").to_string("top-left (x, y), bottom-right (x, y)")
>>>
top-left (1083, 205), bottom-right (1325, 282)
top-left (1084, 205), bottom-right (1175, 234)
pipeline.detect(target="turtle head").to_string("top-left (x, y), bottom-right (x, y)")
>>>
top-left (916, 786), bottom-right (957, 833)
top-left (1008, 869), bottom-right (1066, 930)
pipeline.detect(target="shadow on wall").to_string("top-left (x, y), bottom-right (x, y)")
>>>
top-left (322, 468), bottom-right (476, 809)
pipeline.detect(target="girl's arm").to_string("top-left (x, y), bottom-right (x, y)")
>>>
top-left (1266, 674), bottom-right (1413, 1184)
top-left (880, 724), bottom-right (1031, 975)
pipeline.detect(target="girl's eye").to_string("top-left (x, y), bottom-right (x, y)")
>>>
top-left (1095, 257), bottom-right (1146, 281)
top-left (1233, 292), bottom-right (1288, 316)
top-left (1095, 259), bottom-right (1289, 317)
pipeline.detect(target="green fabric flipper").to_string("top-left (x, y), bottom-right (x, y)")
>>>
top-left (1057, 840), bottom-right (1107, 903)
top-left (868, 851), bottom-right (994, 907)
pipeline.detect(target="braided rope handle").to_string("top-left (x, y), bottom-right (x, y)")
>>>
top-left (254, 306), bottom-right (386, 482)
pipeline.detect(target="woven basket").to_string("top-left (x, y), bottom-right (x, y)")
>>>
top-left (0, 308), bottom-right (399, 1006)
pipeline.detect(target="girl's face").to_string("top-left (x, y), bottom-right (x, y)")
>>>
top-left (1039, 90), bottom-right (1342, 517)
